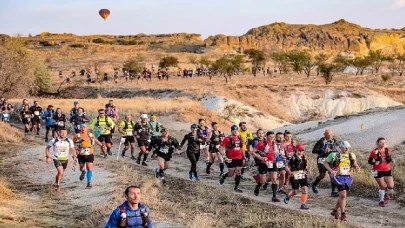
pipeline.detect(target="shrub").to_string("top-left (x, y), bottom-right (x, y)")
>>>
top-left (92, 38), bottom-right (106, 44)
top-left (381, 74), bottom-right (392, 82)
top-left (69, 44), bottom-right (85, 48)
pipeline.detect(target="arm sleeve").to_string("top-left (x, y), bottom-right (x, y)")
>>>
top-left (105, 208), bottom-right (120, 228)
top-left (172, 138), bottom-right (180, 148)
top-left (90, 119), bottom-right (96, 129)
top-left (312, 139), bottom-right (324, 155)
top-left (180, 135), bottom-right (187, 148)
top-left (368, 151), bottom-right (376, 165)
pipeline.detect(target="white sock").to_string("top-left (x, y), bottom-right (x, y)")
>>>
top-left (379, 189), bottom-right (385, 202)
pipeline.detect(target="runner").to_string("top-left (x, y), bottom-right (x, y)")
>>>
top-left (251, 129), bottom-right (267, 185)
top-left (105, 105), bottom-right (118, 135)
top-left (1, 99), bottom-right (13, 123)
top-left (73, 124), bottom-right (102, 188)
top-left (20, 105), bottom-right (33, 136)
top-left (238, 121), bottom-right (253, 179)
top-left (283, 144), bottom-right (310, 209)
top-left (118, 115), bottom-right (136, 159)
top-left (206, 122), bottom-right (225, 175)
top-left (311, 129), bottom-right (339, 196)
top-left (197, 119), bottom-right (210, 166)
top-left (70, 101), bottom-right (82, 118)
top-left (283, 130), bottom-right (296, 189)
top-left (42, 105), bottom-right (56, 142)
top-left (105, 99), bottom-right (119, 120)
top-left (252, 130), bottom-right (278, 199)
top-left (90, 109), bottom-right (115, 158)
top-left (148, 128), bottom-right (180, 184)
top-left (219, 125), bottom-right (245, 192)
top-left (368, 137), bottom-right (395, 207)
top-left (70, 107), bottom-right (89, 133)
top-left (29, 101), bottom-right (43, 135)
top-left (274, 132), bottom-right (287, 194)
top-left (18, 98), bottom-right (30, 113)
top-left (324, 141), bottom-right (361, 221)
top-left (45, 128), bottom-right (76, 192)
top-left (134, 114), bottom-right (153, 166)
top-left (149, 114), bottom-right (163, 140)
top-left (179, 124), bottom-right (202, 180)
top-left (106, 185), bottom-right (152, 228)
top-left (53, 108), bottom-right (67, 137)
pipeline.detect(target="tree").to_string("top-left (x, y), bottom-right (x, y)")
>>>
top-left (319, 63), bottom-right (338, 85)
top-left (351, 57), bottom-right (372, 75)
top-left (0, 38), bottom-right (51, 97)
top-left (315, 53), bottom-right (329, 76)
top-left (271, 52), bottom-right (289, 74)
top-left (231, 55), bottom-right (244, 75)
top-left (286, 50), bottom-right (315, 77)
top-left (396, 54), bottom-right (405, 76)
top-left (159, 56), bottom-right (179, 69)
top-left (199, 56), bottom-right (211, 68)
top-left (123, 58), bottom-right (143, 75)
top-left (368, 50), bottom-right (385, 74)
top-left (211, 56), bottom-right (236, 83)
top-left (333, 55), bottom-right (350, 72)
top-left (188, 56), bottom-right (198, 67)
top-left (244, 49), bottom-right (266, 77)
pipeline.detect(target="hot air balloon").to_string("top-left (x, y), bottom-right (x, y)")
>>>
top-left (99, 9), bottom-right (110, 21)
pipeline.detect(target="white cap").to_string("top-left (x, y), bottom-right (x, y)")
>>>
top-left (339, 141), bottom-right (351, 148)
top-left (140, 114), bottom-right (148, 119)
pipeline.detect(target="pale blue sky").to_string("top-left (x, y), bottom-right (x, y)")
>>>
top-left (1, 0), bottom-right (404, 38)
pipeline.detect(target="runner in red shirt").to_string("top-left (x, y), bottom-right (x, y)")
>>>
top-left (368, 137), bottom-right (395, 207)
top-left (219, 125), bottom-right (245, 193)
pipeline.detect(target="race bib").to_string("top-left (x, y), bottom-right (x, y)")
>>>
top-left (276, 161), bottom-right (285, 168)
top-left (294, 171), bottom-right (306, 180)
top-left (80, 148), bottom-right (91, 155)
top-left (215, 145), bottom-right (220, 149)
top-left (34, 111), bottom-right (39, 115)
top-left (339, 166), bottom-right (351, 175)
top-left (200, 144), bottom-right (206, 149)
top-left (372, 170), bottom-right (379, 178)
top-left (318, 157), bottom-right (326, 164)
top-left (225, 158), bottom-right (232, 163)
top-left (24, 115), bottom-right (31, 118)
top-left (57, 121), bottom-right (64, 127)
top-left (266, 161), bottom-right (273, 168)
top-left (56, 146), bottom-right (68, 159)
top-left (160, 147), bottom-right (169, 154)
top-left (3, 113), bottom-right (9, 118)
top-left (126, 131), bottom-right (133, 136)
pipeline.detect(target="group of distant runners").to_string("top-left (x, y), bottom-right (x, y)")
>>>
top-left (0, 97), bottom-right (397, 225)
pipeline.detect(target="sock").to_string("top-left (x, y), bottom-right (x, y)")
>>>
top-left (86, 170), bottom-right (93, 183)
top-left (219, 163), bottom-right (224, 172)
top-left (331, 177), bottom-right (336, 192)
top-left (271, 184), bottom-right (278, 198)
top-left (193, 171), bottom-right (198, 177)
top-left (159, 169), bottom-right (164, 177)
top-left (241, 168), bottom-right (245, 175)
top-left (301, 192), bottom-right (308, 203)
top-left (25, 128), bottom-right (29, 134)
top-left (313, 177), bottom-right (321, 186)
top-left (207, 162), bottom-right (212, 169)
top-left (143, 154), bottom-right (148, 162)
top-left (81, 170), bottom-right (86, 175)
top-left (379, 189), bottom-right (385, 202)
top-left (235, 175), bottom-right (241, 189)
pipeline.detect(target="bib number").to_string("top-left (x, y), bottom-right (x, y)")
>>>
top-left (34, 111), bottom-right (39, 116)
top-left (266, 161), bottom-right (273, 168)
top-left (276, 161), bottom-right (285, 168)
top-left (372, 170), bottom-right (379, 178)
top-left (3, 113), bottom-right (9, 118)
top-left (200, 144), bottom-right (206, 149)
top-left (126, 131), bottom-right (133, 136)
top-left (57, 121), bottom-right (64, 127)
top-left (215, 145), bottom-right (220, 149)
top-left (318, 158), bottom-right (326, 164)
top-left (80, 148), bottom-right (91, 155)
top-left (160, 147), bottom-right (169, 154)
top-left (225, 158), bottom-right (232, 163)
top-left (294, 171), bottom-right (306, 180)
top-left (24, 115), bottom-right (31, 118)
top-left (339, 166), bottom-right (351, 175)
top-left (56, 146), bottom-right (68, 159)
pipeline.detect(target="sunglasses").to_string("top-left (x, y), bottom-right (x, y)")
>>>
top-left (99, 113), bottom-right (105, 115)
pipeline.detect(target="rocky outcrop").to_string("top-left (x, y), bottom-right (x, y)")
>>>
top-left (204, 19), bottom-right (405, 56)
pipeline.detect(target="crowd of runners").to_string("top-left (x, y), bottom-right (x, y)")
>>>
top-left (0, 97), bottom-right (397, 224)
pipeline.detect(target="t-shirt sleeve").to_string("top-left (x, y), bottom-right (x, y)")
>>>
top-left (325, 152), bottom-right (336, 163)
top-left (119, 121), bottom-right (125, 129)
top-left (369, 150), bottom-right (377, 159)
top-left (221, 137), bottom-right (229, 147)
top-left (68, 139), bottom-right (75, 149)
top-left (254, 142), bottom-right (263, 151)
top-left (47, 139), bottom-right (55, 147)
top-left (351, 153), bottom-right (357, 161)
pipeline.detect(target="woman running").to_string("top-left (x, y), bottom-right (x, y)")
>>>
top-left (179, 124), bottom-right (202, 181)
top-left (20, 105), bottom-right (33, 136)
top-left (53, 108), bottom-right (67, 137)
top-left (206, 122), bottom-right (225, 176)
top-left (368, 137), bottom-right (395, 207)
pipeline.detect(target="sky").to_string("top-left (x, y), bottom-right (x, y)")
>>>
top-left (1, 0), bottom-right (405, 39)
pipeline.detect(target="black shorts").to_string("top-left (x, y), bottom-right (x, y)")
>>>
top-left (289, 176), bottom-right (308, 190)
top-left (53, 159), bottom-right (68, 169)
top-left (373, 170), bottom-right (392, 178)
top-left (317, 163), bottom-right (327, 174)
top-left (124, 136), bottom-right (135, 146)
top-left (137, 140), bottom-right (150, 148)
top-left (209, 144), bottom-right (220, 153)
top-left (46, 125), bottom-right (55, 131)
top-left (157, 152), bottom-right (172, 161)
top-left (32, 116), bottom-right (41, 124)
top-left (98, 134), bottom-right (112, 144)
top-left (22, 119), bottom-right (31, 125)
top-left (225, 159), bottom-right (243, 169)
top-left (78, 154), bottom-right (94, 164)
top-left (258, 163), bottom-right (273, 174)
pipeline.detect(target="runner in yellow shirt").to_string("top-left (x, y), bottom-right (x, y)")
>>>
top-left (238, 121), bottom-right (253, 179)
top-left (90, 109), bottom-right (115, 158)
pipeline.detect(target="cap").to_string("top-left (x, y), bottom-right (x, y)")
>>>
top-left (339, 141), bottom-right (351, 148)
top-left (296, 144), bottom-right (305, 151)
top-left (190, 124), bottom-right (198, 130)
top-left (150, 114), bottom-right (157, 119)
top-left (48, 105), bottom-right (54, 108)
top-left (140, 114), bottom-right (148, 119)
top-left (74, 100), bottom-right (79, 105)
top-left (231, 125), bottom-right (239, 131)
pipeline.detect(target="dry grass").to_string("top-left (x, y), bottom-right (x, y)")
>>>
top-left (0, 122), bottom-right (24, 144)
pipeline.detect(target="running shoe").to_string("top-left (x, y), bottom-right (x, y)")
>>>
top-left (379, 201), bottom-right (387, 207)
top-left (234, 188), bottom-right (243, 193)
top-left (141, 161), bottom-right (148, 166)
top-left (121, 150), bottom-right (126, 158)
top-left (300, 204), bottom-right (309, 210)
top-left (283, 196), bottom-right (290, 204)
top-left (107, 150), bottom-right (112, 156)
top-left (155, 168), bottom-right (159, 178)
top-left (86, 182), bottom-right (93, 188)
top-left (254, 185), bottom-right (260, 196)
top-left (219, 174), bottom-right (225, 185)
top-left (189, 173), bottom-right (193, 180)
top-left (331, 210), bottom-right (339, 219)
top-left (311, 184), bottom-right (319, 194)
top-left (385, 193), bottom-right (391, 201)
top-left (194, 175), bottom-right (200, 181)
top-left (272, 197), bottom-right (280, 202)
top-left (340, 212), bottom-right (347, 221)
top-left (79, 171), bottom-right (86, 181)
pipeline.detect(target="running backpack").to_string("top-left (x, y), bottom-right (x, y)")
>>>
top-left (52, 138), bottom-right (73, 149)
top-left (331, 152), bottom-right (355, 168)
top-left (149, 121), bottom-right (160, 132)
top-left (119, 205), bottom-right (149, 227)
top-left (124, 121), bottom-right (136, 130)
top-left (375, 148), bottom-right (392, 163)
top-left (228, 135), bottom-right (243, 149)
top-left (95, 116), bottom-right (112, 127)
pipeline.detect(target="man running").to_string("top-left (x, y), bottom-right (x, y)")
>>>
top-left (250, 129), bottom-right (267, 185)
top-left (274, 132), bottom-right (287, 194)
top-left (283, 144), bottom-right (310, 209)
top-left (29, 101), bottom-right (43, 135)
top-left (1, 99), bottom-right (13, 123)
top-left (106, 185), bottom-right (153, 228)
top-left (90, 109), bottom-right (115, 158)
top-left (134, 114), bottom-right (153, 166)
top-left (219, 125), bottom-right (245, 192)
top-left (45, 129), bottom-right (76, 192)
top-left (324, 141), bottom-right (361, 221)
top-left (70, 101), bottom-right (82, 118)
top-left (238, 121), bottom-right (253, 179)
top-left (149, 114), bottom-right (163, 140)
top-left (197, 119), bottom-right (210, 166)
top-left (105, 105), bottom-right (118, 135)
top-left (42, 105), bottom-right (56, 142)
top-left (148, 128), bottom-right (180, 184)
top-left (206, 122), bottom-right (225, 176)
top-left (53, 108), bottom-right (67, 138)
top-left (118, 115), bottom-right (136, 159)
top-left (179, 124), bottom-right (202, 180)
top-left (311, 129), bottom-right (339, 196)
top-left (73, 124), bottom-right (102, 188)
top-left (368, 137), bottom-right (395, 207)
top-left (20, 105), bottom-right (33, 136)
top-left (70, 107), bottom-right (89, 133)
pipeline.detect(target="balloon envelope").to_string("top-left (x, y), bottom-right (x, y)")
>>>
top-left (99, 9), bottom-right (110, 20)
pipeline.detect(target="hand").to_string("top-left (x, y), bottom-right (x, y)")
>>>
top-left (329, 170), bottom-right (337, 177)
top-left (151, 154), bottom-right (157, 159)
top-left (46, 157), bottom-right (52, 164)
top-left (325, 148), bottom-right (331, 153)
top-left (176, 150), bottom-right (183, 155)
top-left (261, 157), bottom-right (268, 162)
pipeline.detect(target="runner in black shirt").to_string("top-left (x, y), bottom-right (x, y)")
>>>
top-left (179, 124), bottom-right (203, 181)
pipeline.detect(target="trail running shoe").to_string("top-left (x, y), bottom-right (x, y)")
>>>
top-left (161, 177), bottom-right (166, 185)
top-left (277, 188), bottom-right (286, 195)
top-left (194, 175), bottom-right (200, 181)
top-left (79, 171), bottom-right (86, 181)
top-left (300, 204), bottom-right (309, 210)
top-left (155, 168), bottom-right (159, 178)
top-left (104, 154), bottom-right (108, 159)
top-left (189, 173), bottom-right (193, 180)
top-left (136, 157), bottom-right (141, 164)
top-left (331, 210), bottom-right (339, 219)
top-left (379, 201), bottom-right (387, 207)
top-left (86, 182), bottom-right (93, 188)
top-left (107, 150), bottom-right (112, 156)
top-left (141, 161), bottom-right (148, 166)
top-left (283, 196), bottom-right (289, 204)
top-left (234, 188), bottom-right (243, 193)
top-left (312, 184), bottom-right (319, 194)
top-left (219, 174), bottom-right (225, 185)
top-left (272, 197), bottom-right (280, 202)
top-left (121, 150), bottom-right (126, 158)
top-left (206, 168), bottom-right (210, 175)
top-left (254, 186), bottom-right (260, 196)
top-left (385, 193), bottom-right (391, 201)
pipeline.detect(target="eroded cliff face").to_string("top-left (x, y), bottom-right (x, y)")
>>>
top-left (204, 20), bottom-right (405, 56)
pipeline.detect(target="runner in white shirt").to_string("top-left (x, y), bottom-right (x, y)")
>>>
top-left (45, 129), bottom-right (77, 192)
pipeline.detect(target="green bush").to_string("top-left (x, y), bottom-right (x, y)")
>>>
top-left (92, 38), bottom-right (105, 44)
top-left (69, 44), bottom-right (85, 48)
top-left (381, 74), bottom-right (392, 82)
